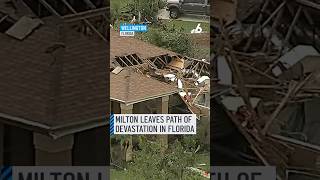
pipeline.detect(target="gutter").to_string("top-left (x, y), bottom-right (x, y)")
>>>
top-left (110, 90), bottom-right (179, 106)
top-left (49, 119), bottom-right (108, 139)
top-left (0, 112), bottom-right (51, 129)
top-left (0, 112), bottom-right (109, 139)
top-left (0, 91), bottom-right (178, 139)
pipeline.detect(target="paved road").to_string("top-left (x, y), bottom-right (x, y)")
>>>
top-left (157, 9), bottom-right (209, 23)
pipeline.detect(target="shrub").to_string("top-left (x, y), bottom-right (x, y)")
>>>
top-left (128, 136), bottom-right (202, 180)
top-left (111, 1), bottom-right (121, 25)
top-left (142, 25), bottom-right (193, 55)
top-left (127, 0), bottom-right (164, 19)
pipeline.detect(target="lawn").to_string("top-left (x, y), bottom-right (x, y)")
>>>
top-left (111, 169), bottom-right (143, 180)
top-left (110, 0), bottom-right (132, 9)
top-left (110, 1), bottom-right (210, 58)
top-left (188, 47), bottom-right (210, 60)
top-left (110, 0), bottom-right (209, 34)
top-left (113, 19), bottom-right (209, 34)
top-left (164, 20), bottom-right (209, 33)
top-left (110, 169), bottom-right (128, 180)
top-left (129, 19), bottom-right (210, 60)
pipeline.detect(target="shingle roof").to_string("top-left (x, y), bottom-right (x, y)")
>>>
top-left (110, 69), bottom-right (178, 105)
top-left (0, 17), bottom-right (108, 132)
top-left (110, 29), bottom-right (176, 59)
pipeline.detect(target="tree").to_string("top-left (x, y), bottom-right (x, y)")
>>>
top-left (127, 0), bottom-right (165, 20)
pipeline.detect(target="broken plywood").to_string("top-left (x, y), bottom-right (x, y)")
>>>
top-left (167, 56), bottom-right (185, 70)
top-left (221, 96), bottom-right (261, 112)
top-left (112, 66), bottom-right (123, 74)
top-left (276, 45), bottom-right (319, 69)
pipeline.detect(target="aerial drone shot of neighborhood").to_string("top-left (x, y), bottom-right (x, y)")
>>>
top-left (110, 0), bottom-right (210, 179)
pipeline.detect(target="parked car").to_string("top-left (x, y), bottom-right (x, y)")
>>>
top-left (166, 0), bottom-right (210, 19)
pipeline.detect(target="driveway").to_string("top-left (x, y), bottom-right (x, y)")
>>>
top-left (157, 9), bottom-right (209, 23)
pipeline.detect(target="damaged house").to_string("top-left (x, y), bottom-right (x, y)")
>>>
top-left (212, 0), bottom-right (320, 179)
top-left (110, 29), bottom-right (210, 164)
top-left (0, 0), bottom-right (108, 166)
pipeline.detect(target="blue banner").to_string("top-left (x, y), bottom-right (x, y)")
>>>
top-left (120, 24), bottom-right (148, 32)
top-left (0, 166), bottom-right (12, 180)
top-left (110, 113), bottom-right (114, 135)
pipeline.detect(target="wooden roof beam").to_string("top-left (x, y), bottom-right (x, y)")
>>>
top-left (296, 0), bottom-right (320, 11)
top-left (39, 0), bottom-right (61, 17)
top-left (62, 7), bottom-right (108, 22)
top-left (60, 0), bottom-right (107, 42)
top-left (117, 57), bottom-right (130, 67)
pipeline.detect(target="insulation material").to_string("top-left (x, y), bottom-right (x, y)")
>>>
top-left (177, 79), bottom-right (183, 89)
top-left (197, 76), bottom-right (210, 84)
top-left (164, 74), bottom-right (176, 81)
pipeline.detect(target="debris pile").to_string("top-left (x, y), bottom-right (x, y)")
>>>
top-left (150, 55), bottom-right (210, 113)
top-left (111, 29), bottom-right (210, 115)
top-left (110, 29), bottom-right (210, 164)
top-left (150, 56), bottom-right (210, 114)
top-left (213, 0), bottom-right (320, 179)
top-left (113, 53), bottom-right (210, 114)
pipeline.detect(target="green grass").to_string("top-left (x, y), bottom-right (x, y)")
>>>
top-left (110, 0), bottom-right (209, 33)
top-left (110, 0), bottom-right (132, 9)
top-left (111, 168), bottom-right (208, 180)
top-left (189, 47), bottom-right (210, 60)
top-left (111, 169), bottom-right (143, 180)
top-left (164, 20), bottom-right (209, 33)
top-left (111, 6), bottom-right (210, 59)
top-left (114, 20), bottom-right (209, 36)
top-left (131, 20), bottom-right (210, 59)
top-left (110, 169), bottom-right (128, 180)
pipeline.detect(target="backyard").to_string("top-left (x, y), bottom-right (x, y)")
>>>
top-left (110, 0), bottom-right (210, 60)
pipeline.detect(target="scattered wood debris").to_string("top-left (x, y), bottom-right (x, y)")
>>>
top-left (213, 0), bottom-right (320, 179)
